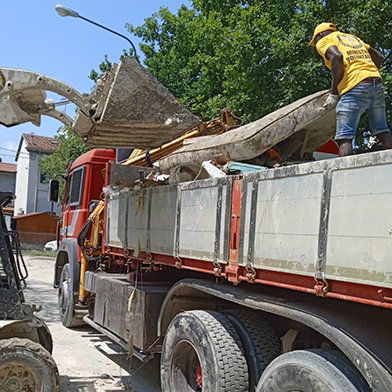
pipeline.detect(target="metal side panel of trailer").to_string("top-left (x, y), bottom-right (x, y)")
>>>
top-left (106, 180), bottom-right (228, 262)
top-left (105, 150), bottom-right (392, 290)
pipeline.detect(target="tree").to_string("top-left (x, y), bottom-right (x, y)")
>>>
top-left (39, 127), bottom-right (91, 200)
top-left (89, 54), bottom-right (113, 83)
top-left (125, 0), bottom-right (392, 130)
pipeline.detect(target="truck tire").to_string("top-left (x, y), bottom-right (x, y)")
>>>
top-left (0, 337), bottom-right (59, 392)
top-left (161, 310), bottom-right (249, 392)
top-left (223, 310), bottom-right (281, 391)
top-left (58, 263), bottom-right (83, 328)
top-left (36, 322), bottom-right (54, 354)
top-left (256, 349), bottom-right (371, 392)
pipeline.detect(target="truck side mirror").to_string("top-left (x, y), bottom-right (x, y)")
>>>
top-left (49, 180), bottom-right (59, 203)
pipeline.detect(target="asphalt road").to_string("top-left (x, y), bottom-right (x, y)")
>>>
top-left (23, 255), bottom-right (161, 392)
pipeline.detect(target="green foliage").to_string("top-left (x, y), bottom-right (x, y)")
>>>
top-left (39, 127), bottom-right (91, 200)
top-left (89, 50), bottom-right (134, 82)
top-left (89, 54), bottom-right (113, 83)
top-left (124, 0), bottom-right (392, 130)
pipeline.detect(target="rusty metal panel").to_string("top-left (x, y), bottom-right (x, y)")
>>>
top-left (109, 164), bottom-right (153, 186)
top-left (106, 189), bottom-right (149, 250)
top-left (242, 150), bottom-right (392, 289)
top-left (327, 163), bottom-right (392, 288)
top-left (251, 173), bottom-right (323, 275)
top-left (219, 185), bottom-right (227, 262)
top-left (150, 187), bottom-right (177, 255)
top-left (178, 185), bottom-right (220, 261)
top-left (107, 186), bottom-right (177, 255)
top-left (239, 181), bottom-right (253, 267)
top-left (106, 193), bottom-right (121, 247)
top-left (106, 150), bottom-right (392, 291)
top-left (93, 273), bottom-right (168, 351)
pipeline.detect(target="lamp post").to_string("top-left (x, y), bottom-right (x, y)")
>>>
top-left (55, 4), bottom-right (138, 59)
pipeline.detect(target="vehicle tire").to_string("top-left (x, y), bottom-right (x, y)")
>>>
top-left (161, 310), bottom-right (249, 392)
top-left (58, 263), bottom-right (83, 328)
top-left (223, 309), bottom-right (281, 391)
top-left (0, 337), bottom-right (59, 392)
top-left (36, 322), bottom-right (54, 354)
top-left (256, 349), bottom-right (371, 392)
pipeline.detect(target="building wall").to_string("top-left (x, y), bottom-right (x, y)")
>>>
top-left (15, 139), bottom-right (61, 215)
top-left (0, 171), bottom-right (16, 193)
top-left (14, 140), bottom-right (30, 215)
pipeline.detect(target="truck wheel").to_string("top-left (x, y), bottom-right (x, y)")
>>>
top-left (58, 263), bottom-right (83, 328)
top-left (161, 310), bottom-right (249, 392)
top-left (0, 338), bottom-right (59, 392)
top-left (37, 322), bottom-right (54, 354)
top-left (256, 349), bottom-right (371, 392)
top-left (223, 310), bottom-right (281, 391)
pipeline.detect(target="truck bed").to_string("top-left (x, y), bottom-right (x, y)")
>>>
top-left (105, 150), bottom-right (392, 308)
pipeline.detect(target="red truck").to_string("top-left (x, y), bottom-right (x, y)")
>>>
top-left (52, 144), bottom-right (392, 392)
top-left (2, 57), bottom-right (391, 392)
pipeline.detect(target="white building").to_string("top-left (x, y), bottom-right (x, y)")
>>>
top-left (14, 133), bottom-right (61, 215)
top-left (0, 161), bottom-right (17, 228)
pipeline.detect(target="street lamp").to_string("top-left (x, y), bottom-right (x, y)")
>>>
top-left (55, 4), bottom-right (138, 59)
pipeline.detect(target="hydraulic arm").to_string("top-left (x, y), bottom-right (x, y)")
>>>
top-left (0, 56), bottom-right (200, 148)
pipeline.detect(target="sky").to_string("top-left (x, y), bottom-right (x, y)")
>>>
top-left (0, 0), bottom-right (190, 163)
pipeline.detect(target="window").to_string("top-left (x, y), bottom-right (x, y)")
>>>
top-left (40, 171), bottom-right (47, 184)
top-left (67, 166), bottom-right (85, 206)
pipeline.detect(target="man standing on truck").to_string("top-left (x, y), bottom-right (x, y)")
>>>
top-left (310, 22), bottom-right (392, 156)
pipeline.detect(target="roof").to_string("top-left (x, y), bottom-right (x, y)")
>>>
top-left (16, 133), bottom-right (58, 161)
top-left (0, 162), bottom-right (16, 173)
top-left (13, 211), bottom-right (56, 219)
top-left (70, 149), bottom-right (115, 171)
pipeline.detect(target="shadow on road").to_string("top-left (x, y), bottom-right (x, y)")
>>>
top-left (24, 277), bottom-right (61, 323)
top-left (60, 375), bottom-right (131, 392)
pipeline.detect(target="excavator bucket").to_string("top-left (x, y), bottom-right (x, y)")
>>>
top-left (73, 57), bottom-right (200, 148)
top-left (0, 57), bottom-right (200, 149)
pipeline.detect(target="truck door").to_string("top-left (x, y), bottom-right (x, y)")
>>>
top-left (61, 166), bottom-right (86, 239)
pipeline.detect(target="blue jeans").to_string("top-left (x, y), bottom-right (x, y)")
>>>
top-left (335, 82), bottom-right (390, 140)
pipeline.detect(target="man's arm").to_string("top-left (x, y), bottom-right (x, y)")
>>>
top-left (325, 45), bottom-right (344, 95)
top-left (368, 47), bottom-right (384, 69)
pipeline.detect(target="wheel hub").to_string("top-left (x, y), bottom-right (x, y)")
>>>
top-left (58, 276), bottom-right (69, 312)
top-left (0, 361), bottom-right (42, 392)
top-left (195, 363), bottom-right (202, 390)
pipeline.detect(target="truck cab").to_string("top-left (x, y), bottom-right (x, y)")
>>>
top-left (54, 149), bottom-right (115, 326)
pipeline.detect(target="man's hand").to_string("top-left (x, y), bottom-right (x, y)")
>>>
top-left (323, 93), bottom-right (339, 109)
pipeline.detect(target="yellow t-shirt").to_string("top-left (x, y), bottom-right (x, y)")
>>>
top-left (316, 31), bottom-right (381, 95)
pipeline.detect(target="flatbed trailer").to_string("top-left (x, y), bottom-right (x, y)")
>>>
top-left (54, 148), bottom-right (392, 392)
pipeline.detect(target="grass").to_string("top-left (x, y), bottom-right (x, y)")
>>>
top-left (22, 250), bottom-right (57, 258)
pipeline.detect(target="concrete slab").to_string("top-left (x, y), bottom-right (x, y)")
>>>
top-left (159, 90), bottom-right (336, 175)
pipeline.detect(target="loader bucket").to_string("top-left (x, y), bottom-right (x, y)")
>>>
top-left (0, 57), bottom-right (199, 149)
top-left (73, 56), bottom-right (200, 149)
